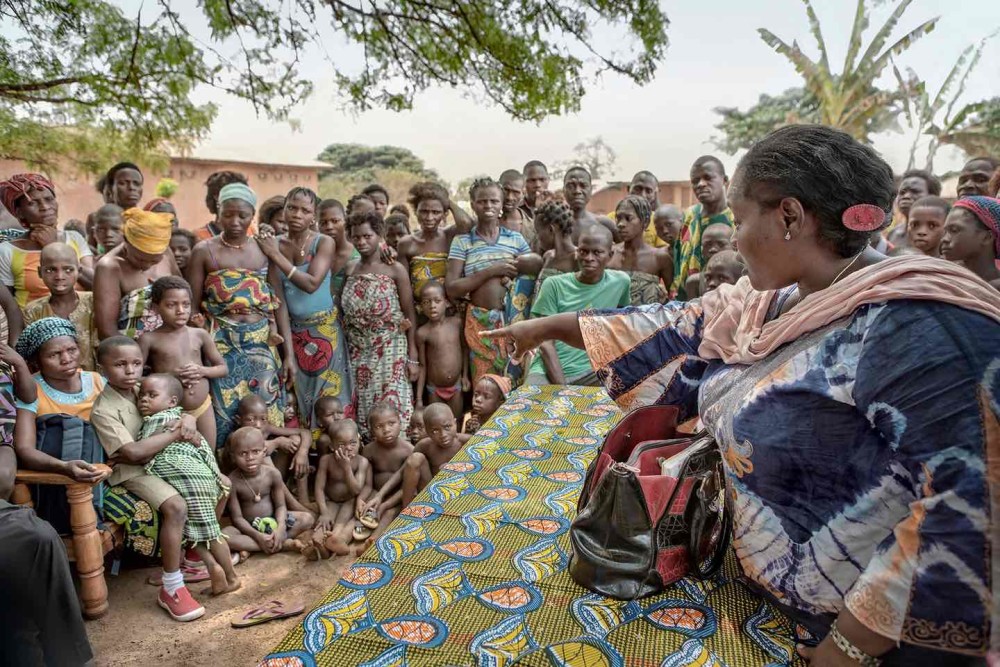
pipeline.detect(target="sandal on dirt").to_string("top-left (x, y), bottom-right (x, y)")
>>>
top-left (352, 523), bottom-right (373, 541)
top-left (147, 564), bottom-right (212, 586)
top-left (359, 507), bottom-right (379, 530)
top-left (231, 600), bottom-right (305, 628)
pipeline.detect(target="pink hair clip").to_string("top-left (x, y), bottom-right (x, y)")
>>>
top-left (842, 204), bottom-right (886, 232)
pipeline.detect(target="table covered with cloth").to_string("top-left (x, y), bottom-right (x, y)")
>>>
top-left (262, 385), bottom-right (807, 667)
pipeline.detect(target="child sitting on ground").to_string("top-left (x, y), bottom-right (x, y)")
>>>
top-left (313, 419), bottom-right (374, 558)
top-left (684, 221), bottom-right (734, 299)
top-left (169, 228), bottom-right (197, 273)
top-left (465, 374), bottom-right (511, 434)
top-left (940, 196), bottom-right (1000, 289)
top-left (907, 196), bottom-right (950, 257)
top-left (23, 242), bottom-right (98, 371)
top-left (138, 373), bottom-right (239, 596)
top-left (701, 250), bottom-right (745, 294)
top-left (140, 276), bottom-right (228, 448)
top-left (358, 402), bottom-right (414, 524)
top-left (222, 427), bottom-right (315, 555)
top-left (407, 406), bottom-right (427, 446)
top-left (313, 396), bottom-right (345, 457)
top-left (233, 394), bottom-right (313, 509)
top-left (415, 281), bottom-right (469, 420)
top-left (402, 403), bottom-right (471, 506)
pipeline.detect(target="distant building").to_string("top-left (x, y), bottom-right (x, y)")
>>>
top-left (0, 155), bottom-right (328, 231)
top-left (588, 180), bottom-right (696, 214)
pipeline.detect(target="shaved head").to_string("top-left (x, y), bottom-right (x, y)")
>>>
top-left (423, 403), bottom-right (454, 427)
top-left (40, 241), bottom-right (78, 265)
top-left (655, 204), bottom-right (682, 220)
top-left (579, 224), bottom-right (614, 249)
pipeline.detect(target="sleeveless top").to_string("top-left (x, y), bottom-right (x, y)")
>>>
top-left (280, 234), bottom-right (333, 321)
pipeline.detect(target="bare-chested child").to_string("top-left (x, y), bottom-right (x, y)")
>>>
top-left (140, 276), bottom-right (227, 448)
top-left (358, 402), bottom-right (414, 523)
top-left (401, 403), bottom-right (472, 506)
top-left (407, 406), bottom-right (426, 445)
top-left (684, 221), bottom-right (734, 299)
top-left (611, 196), bottom-right (674, 305)
top-left (701, 250), bottom-right (745, 294)
top-left (464, 374), bottom-right (510, 435)
top-left (653, 204), bottom-right (684, 249)
top-left (313, 419), bottom-right (374, 558)
top-left (232, 395), bottom-right (312, 509)
top-left (223, 427), bottom-right (315, 555)
top-left (415, 281), bottom-right (469, 419)
top-left (313, 396), bottom-right (345, 457)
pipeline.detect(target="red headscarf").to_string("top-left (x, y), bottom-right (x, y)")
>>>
top-left (143, 197), bottom-right (170, 212)
top-left (0, 173), bottom-right (54, 214)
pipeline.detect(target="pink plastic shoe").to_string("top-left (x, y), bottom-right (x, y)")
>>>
top-left (158, 586), bottom-right (206, 622)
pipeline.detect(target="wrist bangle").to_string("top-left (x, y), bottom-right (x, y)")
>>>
top-left (287, 266), bottom-right (298, 278)
top-left (407, 358), bottom-right (420, 366)
top-left (829, 620), bottom-right (882, 666)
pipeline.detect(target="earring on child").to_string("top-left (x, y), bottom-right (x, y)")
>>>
top-left (784, 231), bottom-right (791, 241)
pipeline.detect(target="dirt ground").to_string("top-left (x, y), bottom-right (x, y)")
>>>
top-left (87, 551), bottom-right (355, 667)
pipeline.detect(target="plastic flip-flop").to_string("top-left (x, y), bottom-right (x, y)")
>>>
top-left (353, 523), bottom-right (373, 541)
top-left (231, 600), bottom-right (305, 628)
top-left (147, 564), bottom-right (213, 586)
top-left (359, 507), bottom-right (379, 530)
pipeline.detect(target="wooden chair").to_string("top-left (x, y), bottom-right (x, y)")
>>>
top-left (10, 463), bottom-right (114, 619)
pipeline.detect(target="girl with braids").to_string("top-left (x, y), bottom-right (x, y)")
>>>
top-left (446, 177), bottom-right (541, 385)
top-left (258, 187), bottom-right (354, 435)
top-left (609, 195), bottom-right (674, 304)
top-left (398, 182), bottom-right (471, 307)
top-left (533, 199), bottom-right (577, 296)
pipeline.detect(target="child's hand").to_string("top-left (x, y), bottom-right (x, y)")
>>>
top-left (254, 531), bottom-right (272, 552)
top-left (177, 414), bottom-right (201, 444)
top-left (176, 364), bottom-right (205, 382)
top-left (355, 496), bottom-right (365, 517)
top-left (190, 313), bottom-right (206, 329)
top-left (461, 376), bottom-right (471, 392)
top-left (316, 514), bottom-right (334, 531)
top-left (271, 527), bottom-right (286, 553)
top-left (291, 450), bottom-right (309, 478)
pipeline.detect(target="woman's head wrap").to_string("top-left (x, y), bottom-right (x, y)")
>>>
top-left (16, 317), bottom-right (78, 360)
top-left (218, 183), bottom-right (257, 210)
top-left (953, 196), bottom-right (1000, 257)
top-left (122, 207), bottom-right (173, 254)
top-left (482, 374), bottom-right (511, 399)
top-left (0, 173), bottom-right (54, 214)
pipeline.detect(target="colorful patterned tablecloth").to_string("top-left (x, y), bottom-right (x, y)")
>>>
top-left (262, 385), bottom-right (807, 666)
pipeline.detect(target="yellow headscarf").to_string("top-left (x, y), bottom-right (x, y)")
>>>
top-left (122, 207), bottom-right (173, 254)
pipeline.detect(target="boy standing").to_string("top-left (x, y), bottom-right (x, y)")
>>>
top-left (402, 403), bottom-right (471, 507)
top-left (906, 196), bottom-right (950, 257)
top-left (24, 243), bottom-right (98, 371)
top-left (525, 226), bottom-right (630, 386)
top-left (415, 281), bottom-right (469, 420)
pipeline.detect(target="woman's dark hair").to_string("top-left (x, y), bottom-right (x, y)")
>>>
top-left (318, 198), bottom-right (345, 214)
top-left (285, 187), bottom-right (320, 210)
top-left (407, 182), bottom-right (450, 211)
top-left (151, 275), bottom-right (192, 303)
top-left (105, 162), bottom-right (143, 184)
top-left (389, 203), bottom-right (411, 219)
top-left (469, 176), bottom-right (501, 202)
top-left (362, 183), bottom-right (389, 202)
top-left (535, 200), bottom-right (574, 235)
top-left (204, 171), bottom-right (248, 214)
top-left (385, 212), bottom-right (410, 233)
top-left (900, 168), bottom-right (942, 196)
top-left (616, 195), bottom-right (652, 229)
top-left (345, 210), bottom-right (384, 238)
top-left (346, 193), bottom-right (374, 215)
top-left (257, 196), bottom-right (286, 226)
top-left (733, 124), bottom-right (894, 257)
top-left (170, 228), bottom-right (196, 247)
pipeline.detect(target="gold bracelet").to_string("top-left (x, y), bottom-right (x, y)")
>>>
top-left (829, 620), bottom-right (882, 666)
top-left (287, 266), bottom-right (297, 279)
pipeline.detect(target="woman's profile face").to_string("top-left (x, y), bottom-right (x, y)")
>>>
top-left (730, 176), bottom-right (796, 291)
top-left (37, 336), bottom-right (81, 381)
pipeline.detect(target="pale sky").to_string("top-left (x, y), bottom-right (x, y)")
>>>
top-left (193, 0), bottom-right (1000, 186)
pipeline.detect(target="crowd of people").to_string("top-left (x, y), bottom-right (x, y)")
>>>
top-left (1, 135), bottom-right (999, 664)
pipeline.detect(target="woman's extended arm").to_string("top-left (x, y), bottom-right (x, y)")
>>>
top-left (482, 312), bottom-right (583, 362)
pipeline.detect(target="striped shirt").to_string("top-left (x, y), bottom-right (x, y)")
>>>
top-left (448, 227), bottom-right (530, 276)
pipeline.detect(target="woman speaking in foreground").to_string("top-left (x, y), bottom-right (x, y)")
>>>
top-left (487, 125), bottom-right (1000, 665)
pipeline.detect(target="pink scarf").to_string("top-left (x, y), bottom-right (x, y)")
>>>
top-left (699, 255), bottom-right (1000, 365)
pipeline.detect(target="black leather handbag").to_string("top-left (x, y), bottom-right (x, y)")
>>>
top-left (568, 405), bottom-right (731, 600)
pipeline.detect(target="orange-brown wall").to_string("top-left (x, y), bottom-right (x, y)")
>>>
top-left (0, 158), bottom-right (324, 232)
top-left (589, 181), bottom-right (696, 214)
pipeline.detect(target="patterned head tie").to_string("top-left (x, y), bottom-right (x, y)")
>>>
top-left (122, 207), bottom-right (174, 254)
top-left (16, 317), bottom-right (78, 360)
top-left (482, 374), bottom-right (512, 399)
top-left (218, 183), bottom-right (258, 210)
top-left (952, 196), bottom-right (1000, 258)
top-left (0, 173), bottom-right (54, 215)
top-left (841, 204), bottom-right (887, 232)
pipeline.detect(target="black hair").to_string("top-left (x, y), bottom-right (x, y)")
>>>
top-left (692, 155), bottom-right (727, 177)
top-left (106, 162), bottom-right (143, 184)
top-left (318, 199), bottom-right (345, 214)
top-left (965, 156), bottom-right (1000, 171)
top-left (523, 160), bottom-right (548, 173)
top-left (535, 200), bottom-right (574, 235)
top-left (385, 212), bottom-right (410, 232)
top-left (146, 373), bottom-right (183, 401)
top-left (314, 395), bottom-right (343, 415)
top-left (389, 203), bottom-right (411, 219)
top-left (368, 401), bottom-right (399, 425)
top-left (910, 195), bottom-right (951, 217)
top-left (258, 195), bottom-right (286, 226)
top-left (346, 193), bottom-right (374, 216)
top-left (151, 275), bottom-right (192, 303)
top-left (732, 124), bottom-right (894, 257)
top-left (499, 169), bottom-right (523, 183)
top-left (407, 182), bottom-right (450, 211)
top-left (94, 203), bottom-right (123, 220)
top-left (285, 187), bottom-right (320, 210)
top-left (616, 195), bottom-right (652, 229)
top-left (362, 183), bottom-right (389, 201)
top-left (346, 209), bottom-right (384, 238)
top-left (900, 169), bottom-right (942, 196)
top-left (94, 175), bottom-right (107, 196)
top-left (468, 176), bottom-right (501, 202)
top-left (170, 228), bottom-right (196, 247)
top-left (632, 170), bottom-right (658, 184)
top-left (563, 166), bottom-right (592, 183)
top-left (419, 279), bottom-right (446, 299)
top-left (204, 171), bottom-right (248, 214)
top-left (96, 335), bottom-right (140, 363)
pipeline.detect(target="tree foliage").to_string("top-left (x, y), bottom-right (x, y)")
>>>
top-left (934, 97), bottom-right (1000, 159)
top-left (712, 88), bottom-right (820, 154)
top-left (1, 0), bottom-right (669, 173)
top-left (316, 144), bottom-right (439, 181)
top-left (551, 136), bottom-right (617, 181)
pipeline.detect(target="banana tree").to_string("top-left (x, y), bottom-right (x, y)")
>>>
top-left (932, 98), bottom-right (1000, 159)
top-left (758, 0), bottom-right (937, 143)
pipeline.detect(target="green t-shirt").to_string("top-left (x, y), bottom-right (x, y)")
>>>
top-left (529, 270), bottom-right (631, 380)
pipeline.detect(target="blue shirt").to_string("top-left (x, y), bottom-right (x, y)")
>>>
top-left (448, 227), bottom-right (530, 276)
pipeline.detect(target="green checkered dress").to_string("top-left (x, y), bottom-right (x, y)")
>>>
top-left (142, 407), bottom-right (229, 545)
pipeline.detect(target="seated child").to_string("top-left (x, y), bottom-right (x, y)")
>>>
top-left (415, 281), bottom-right (468, 419)
top-left (138, 373), bottom-right (239, 596)
top-left (402, 403), bottom-right (471, 506)
top-left (701, 250), bottom-right (745, 293)
top-left (358, 402), bottom-right (414, 523)
top-left (140, 276), bottom-right (227, 448)
top-left (23, 242), bottom-right (98, 371)
top-left (233, 395), bottom-right (313, 509)
top-left (907, 196), bottom-right (949, 256)
top-left (465, 374), bottom-right (510, 434)
top-left (169, 228), bottom-right (197, 273)
top-left (313, 419), bottom-right (374, 557)
top-left (940, 196), bottom-right (1000, 289)
top-left (407, 406), bottom-right (427, 446)
top-left (93, 204), bottom-right (124, 256)
top-left (313, 396), bottom-right (345, 457)
top-left (684, 221), bottom-right (733, 299)
top-left (222, 427), bottom-right (315, 555)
